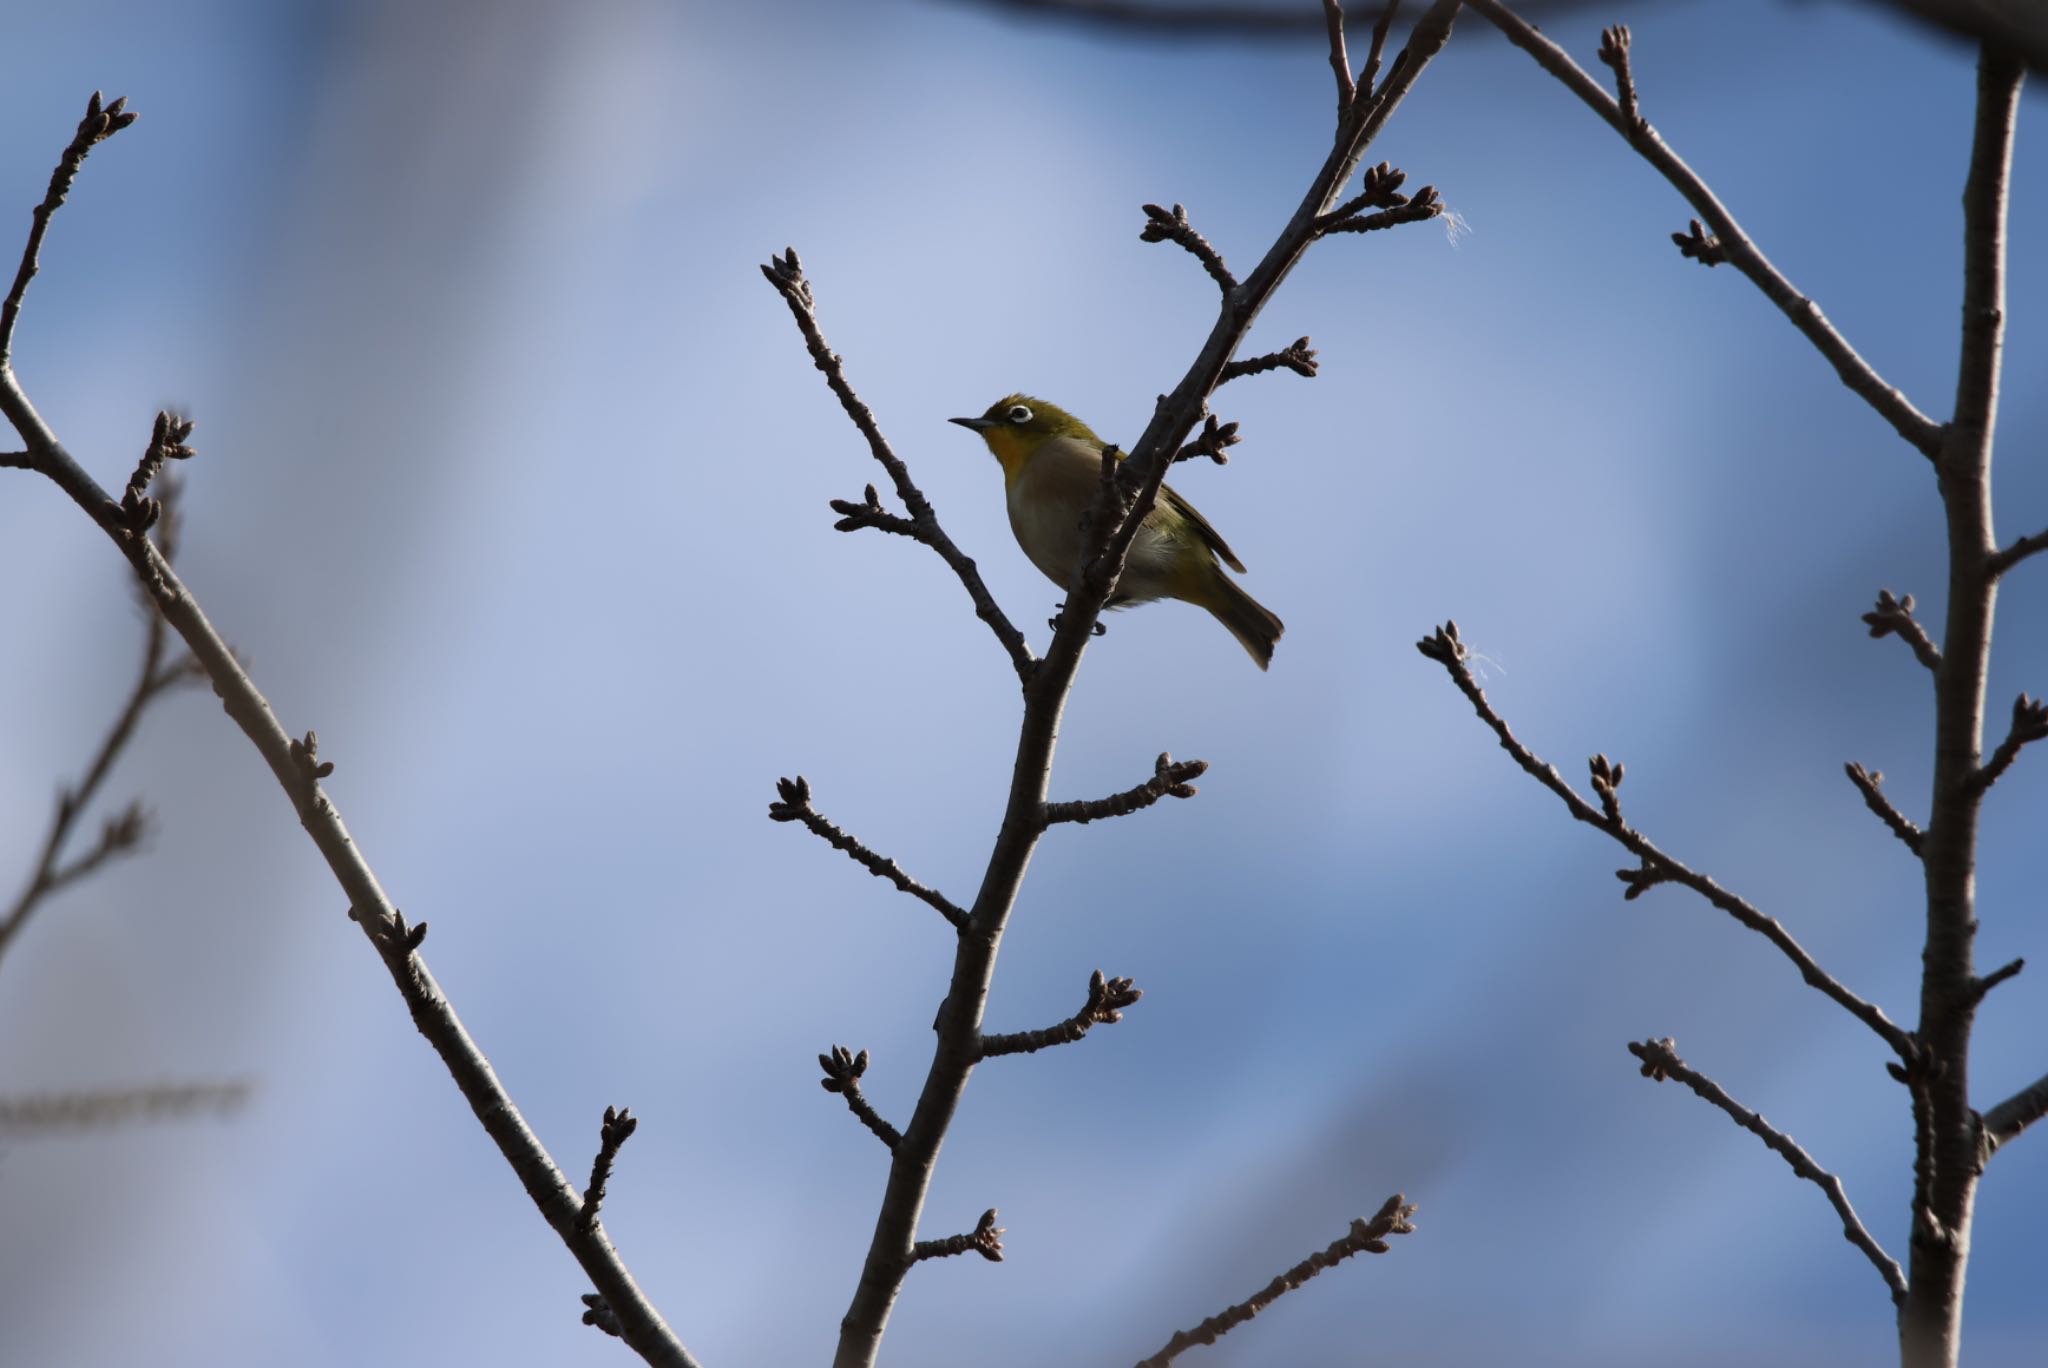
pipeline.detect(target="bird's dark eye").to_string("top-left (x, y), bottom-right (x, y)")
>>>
top-left (1007, 404), bottom-right (1033, 424)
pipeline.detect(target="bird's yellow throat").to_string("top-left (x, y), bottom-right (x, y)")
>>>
top-left (979, 426), bottom-right (1043, 488)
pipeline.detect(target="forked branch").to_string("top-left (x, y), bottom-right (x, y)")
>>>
top-left (1461, 0), bottom-right (1945, 460)
top-left (0, 478), bottom-right (203, 975)
top-left (1419, 622), bottom-right (1913, 1057)
top-left (0, 98), bottom-right (696, 1368)
top-left (760, 249), bottom-right (1034, 680)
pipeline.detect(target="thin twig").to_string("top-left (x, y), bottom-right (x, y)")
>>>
top-left (1172, 415), bottom-right (1241, 465)
top-left (1042, 753), bottom-right (1208, 826)
top-left (979, 970), bottom-right (1142, 1058)
top-left (1628, 1038), bottom-right (1906, 1307)
top-left (829, 483), bottom-right (921, 538)
top-left (1139, 202), bottom-right (1238, 294)
top-left (1461, 0), bottom-right (1946, 460)
top-left (1359, 0), bottom-right (1400, 99)
top-left (768, 776), bottom-right (968, 930)
top-left (819, 1045), bottom-right (902, 1151)
top-left (1988, 524), bottom-right (2048, 578)
top-left (1217, 336), bottom-right (1319, 385)
top-left (0, 134), bottom-right (697, 1366)
top-left (1967, 693), bottom-right (2048, 795)
top-left (1983, 1070), bottom-right (2048, 1156)
top-left (1844, 762), bottom-right (1924, 856)
top-left (1418, 622), bottom-right (1914, 1057)
top-left (1862, 589), bottom-right (1942, 672)
top-left (1966, 956), bottom-right (2024, 1007)
top-left (579, 1105), bottom-right (639, 1234)
top-left (1596, 25), bottom-right (1641, 134)
top-left (1134, 1195), bottom-right (1417, 1368)
top-left (1323, 0), bottom-right (1357, 114)
top-left (0, 481), bottom-right (203, 974)
top-left (1, 91), bottom-right (137, 366)
top-left (759, 250), bottom-right (1034, 681)
top-left (910, 1209), bottom-right (1004, 1264)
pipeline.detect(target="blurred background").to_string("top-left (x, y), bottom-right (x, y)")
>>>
top-left (1, 1), bottom-right (2044, 1364)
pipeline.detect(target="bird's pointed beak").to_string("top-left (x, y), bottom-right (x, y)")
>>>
top-left (950, 416), bottom-right (995, 432)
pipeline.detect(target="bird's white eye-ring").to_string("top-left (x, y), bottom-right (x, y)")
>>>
top-left (1007, 404), bottom-right (1033, 424)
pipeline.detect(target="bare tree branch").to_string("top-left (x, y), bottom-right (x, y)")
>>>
top-left (1966, 692), bottom-right (2048, 794)
top-left (1900, 44), bottom-right (2026, 1361)
top-left (1133, 1194), bottom-right (1417, 1368)
top-left (768, 776), bottom-right (968, 930)
top-left (911, 1208), bottom-right (1005, 1264)
top-left (785, 10), bottom-right (1463, 1363)
top-left (578, 1106), bottom-right (639, 1234)
top-left (0, 481), bottom-right (204, 975)
top-left (1, 91), bottom-right (136, 367)
top-left (1983, 1070), bottom-right (2048, 1156)
top-left (759, 250), bottom-right (1035, 681)
top-left (1359, 0), bottom-right (1402, 97)
top-left (1863, 589), bottom-right (1943, 672)
top-left (1628, 1038), bottom-right (1907, 1307)
top-left (1988, 523), bottom-right (2048, 577)
top-left (1461, 0), bottom-right (1947, 460)
top-left (1172, 414), bottom-right (1242, 464)
top-left (820, 1045), bottom-right (903, 1151)
top-left (1418, 622), bottom-right (1915, 1057)
top-left (979, 970), bottom-right (1142, 1058)
top-left (1844, 762), bottom-right (1924, 856)
top-left (1965, 956), bottom-right (2024, 1008)
top-left (1139, 202), bottom-right (1238, 293)
top-left (1323, 0), bottom-right (1357, 112)
top-left (0, 1079), bottom-right (250, 1135)
top-left (1042, 753), bottom-right (1208, 826)
top-left (0, 106), bottom-right (697, 1368)
top-left (1217, 336), bottom-right (1318, 385)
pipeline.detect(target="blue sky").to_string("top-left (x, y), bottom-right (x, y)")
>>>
top-left (1, 1), bottom-right (2044, 1364)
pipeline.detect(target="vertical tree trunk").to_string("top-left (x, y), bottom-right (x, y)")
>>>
top-left (1899, 42), bottom-right (2023, 1368)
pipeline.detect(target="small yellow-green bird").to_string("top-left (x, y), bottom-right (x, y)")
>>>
top-left (951, 394), bottom-right (1284, 669)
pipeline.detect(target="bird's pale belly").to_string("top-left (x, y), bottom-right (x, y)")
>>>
top-left (1007, 488), bottom-right (1180, 603)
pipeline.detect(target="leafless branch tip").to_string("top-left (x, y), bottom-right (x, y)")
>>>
top-left (980, 969), bottom-right (1143, 1058)
top-left (1172, 415), bottom-right (1242, 464)
top-left (579, 1105), bottom-right (639, 1233)
top-left (1844, 762), bottom-right (1924, 855)
top-left (1219, 336), bottom-right (1319, 386)
top-left (1, 91), bottom-right (138, 365)
top-left (769, 776), bottom-right (968, 929)
top-left (1134, 1194), bottom-right (1417, 1368)
top-left (911, 1208), bottom-right (1005, 1264)
top-left (1971, 693), bottom-right (2048, 794)
top-left (1420, 619), bottom-right (1914, 1056)
top-left (1139, 202), bottom-right (1237, 294)
top-left (1044, 753), bottom-right (1209, 825)
top-left (820, 1044), bottom-right (902, 1150)
top-left (1628, 1037), bottom-right (1906, 1306)
top-left (758, 248), bottom-right (1035, 679)
top-left (1862, 589), bottom-right (1942, 671)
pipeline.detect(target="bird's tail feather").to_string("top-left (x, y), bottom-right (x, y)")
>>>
top-left (1202, 574), bottom-right (1284, 670)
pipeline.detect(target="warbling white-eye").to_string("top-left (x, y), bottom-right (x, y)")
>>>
top-left (951, 395), bottom-right (1283, 669)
